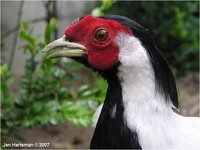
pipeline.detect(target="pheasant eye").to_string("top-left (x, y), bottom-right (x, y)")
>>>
top-left (94, 29), bottom-right (109, 42)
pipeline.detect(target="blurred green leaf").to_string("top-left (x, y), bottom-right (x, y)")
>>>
top-left (50, 18), bottom-right (59, 30)
top-left (20, 22), bottom-right (29, 31)
top-left (19, 32), bottom-right (35, 45)
top-left (44, 18), bottom-right (59, 44)
top-left (45, 101), bottom-right (61, 112)
top-left (32, 102), bottom-right (43, 113)
top-left (92, 0), bottom-right (115, 16)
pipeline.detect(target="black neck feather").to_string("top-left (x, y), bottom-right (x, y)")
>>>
top-left (90, 67), bottom-right (141, 149)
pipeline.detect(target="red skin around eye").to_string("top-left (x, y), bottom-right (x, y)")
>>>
top-left (65, 15), bottom-right (132, 70)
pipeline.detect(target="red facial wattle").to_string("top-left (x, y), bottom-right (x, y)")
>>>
top-left (64, 15), bottom-right (132, 70)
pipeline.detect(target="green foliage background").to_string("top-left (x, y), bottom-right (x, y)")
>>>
top-left (1, 18), bottom-right (106, 140)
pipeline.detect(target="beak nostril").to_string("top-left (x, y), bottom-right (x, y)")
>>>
top-left (68, 38), bottom-right (74, 42)
top-left (65, 35), bottom-right (75, 42)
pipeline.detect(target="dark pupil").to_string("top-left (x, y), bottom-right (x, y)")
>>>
top-left (98, 31), bottom-right (105, 39)
top-left (95, 29), bottom-right (108, 41)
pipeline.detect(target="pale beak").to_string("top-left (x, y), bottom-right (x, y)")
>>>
top-left (42, 36), bottom-right (87, 58)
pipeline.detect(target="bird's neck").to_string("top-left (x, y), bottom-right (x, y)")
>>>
top-left (91, 73), bottom-right (141, 149)
top-left (117, 63), bottom-right (175, 131)
top-left (92, 59), bottom-right (176, 149)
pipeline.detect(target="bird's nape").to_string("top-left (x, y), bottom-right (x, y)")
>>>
top-left (99, 15), bottom-right (179, 109)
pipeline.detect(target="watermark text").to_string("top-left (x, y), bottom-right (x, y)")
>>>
top-left (2, 142), bottom-right (50, 148)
